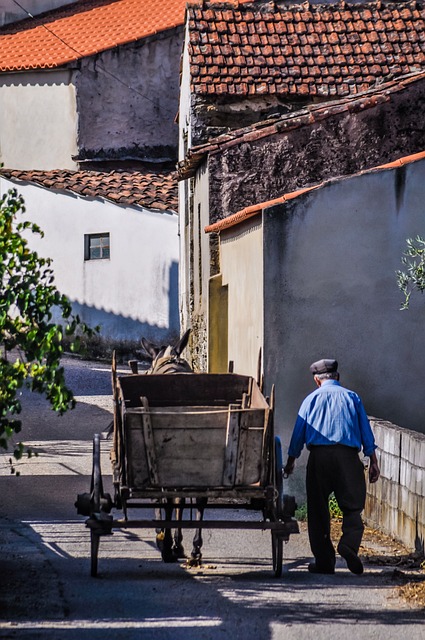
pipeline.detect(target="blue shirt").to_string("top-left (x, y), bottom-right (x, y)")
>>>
top-left (288, 380), bottom-right (377, 458)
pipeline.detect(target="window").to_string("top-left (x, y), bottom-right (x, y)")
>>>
top-left (84, 233), bottom-right (110, 260)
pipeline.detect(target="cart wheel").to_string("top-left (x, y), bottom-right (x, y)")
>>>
top-left (90, 434), bottom-right (103, 512)
top-left (274, 436), bottom-right (284, 518)
top-left (90, 434), bottom-right (102, 577)
top-left (91, 531), bottom-right (100, 577)
top-left (271, 531), bottom-right (283, 577)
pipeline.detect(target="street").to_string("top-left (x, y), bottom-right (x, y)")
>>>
top-left (0, 357), bottom-right (423, 639)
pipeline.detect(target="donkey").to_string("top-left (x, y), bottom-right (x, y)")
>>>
top-left (140, 329), bottom-right (207, 565)
top-left (141, 329), bottom-right (193, 375)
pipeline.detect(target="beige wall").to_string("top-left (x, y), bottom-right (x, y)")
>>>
top-left (0, 70), bottom-right (78, 170)
top-left (220, 216), bottom-right (264, 377)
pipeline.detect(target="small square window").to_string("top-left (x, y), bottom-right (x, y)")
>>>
top-left (84, 233), bottom-right (110, 260)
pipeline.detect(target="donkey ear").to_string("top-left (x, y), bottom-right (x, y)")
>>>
top-left (173, 328), bottom-right (191, 356)
top-left (141, 337), bottom-right (160, 359)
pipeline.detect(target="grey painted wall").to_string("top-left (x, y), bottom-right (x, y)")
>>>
top-left (263, 158), bottom-right (425, 452)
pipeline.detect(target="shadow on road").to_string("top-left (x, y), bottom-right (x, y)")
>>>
top-left (0, 516), bottom-right (423, 640)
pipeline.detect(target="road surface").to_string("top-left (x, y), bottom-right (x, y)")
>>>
top-left (0, 356), bottom-right (423, 639)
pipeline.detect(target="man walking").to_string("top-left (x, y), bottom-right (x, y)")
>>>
top-left (284, 359), bottom-right (380, 575)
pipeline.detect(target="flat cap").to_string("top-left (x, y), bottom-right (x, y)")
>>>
top-left (310, 359), bottom-right (338, 375)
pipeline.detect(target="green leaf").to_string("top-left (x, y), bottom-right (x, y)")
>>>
top-left (0, 188), bottom-right (96, 459)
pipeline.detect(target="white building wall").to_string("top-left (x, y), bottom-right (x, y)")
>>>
top-left (0, 70), bottom-right (78, 170)
top-left (178, 22), bottom-right (194, 155)
top-left (0, 178), bottom-right (179, 342)
top-left (220, 217), bottom-right (264, 377)
top-left (178, 21), bottom-right (194, 331)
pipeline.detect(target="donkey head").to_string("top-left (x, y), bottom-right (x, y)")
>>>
top-left (141, 329), bottom-right (192, 374)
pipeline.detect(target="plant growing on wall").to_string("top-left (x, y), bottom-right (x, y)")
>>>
top-left (0, 188), bottom-right (96, 467)
top-left (396, 236), bottom-right (425, 310)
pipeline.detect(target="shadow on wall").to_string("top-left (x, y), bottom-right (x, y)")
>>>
top-left (54, 261), bottom-right (180, 344)
top-left (68, 303), bottom-right (178, 344)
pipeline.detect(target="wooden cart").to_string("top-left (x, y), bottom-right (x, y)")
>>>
top-left (76, 365), bottom-right (298, 577)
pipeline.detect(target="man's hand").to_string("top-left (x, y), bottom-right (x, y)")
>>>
top-left (284, 456), bottom-right (296, 478)
top-left (368, 452), bottom-right (380, 484)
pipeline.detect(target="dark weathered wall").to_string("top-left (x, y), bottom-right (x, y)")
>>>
top-left (0, 0), bottom-right (76, 25)
top-left (75, 29), bottom-right (184, 163)
top-left (207, 79), bottom-right (425, 222)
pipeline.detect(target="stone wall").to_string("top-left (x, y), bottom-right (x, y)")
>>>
top-left (207, 76), bottom-right (425, 221)
top-left (365, 418), bottom-right (425, 553)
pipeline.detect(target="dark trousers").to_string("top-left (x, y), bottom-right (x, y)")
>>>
top-left (306, 445), bottom-right (366, 571)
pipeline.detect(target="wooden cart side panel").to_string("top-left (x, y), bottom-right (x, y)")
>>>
top-left (251, 380), bottom-right (269, 409)
top-left (125, 412), bottom-right (149, 488)
top-left (123, 407), bottom-right (266, 489)
top-left (222, 404), bottom-right (241, 486)
top-left (140, 397), bottom-right (160, 486)
top-left (125, 409), bottom-right (229, 488)
top-left (118, 373), bottom-right (252, 408)
top-left (242, 428), bottom-right (264, 485)
top-left (235, 409), bottom-right (249, 485)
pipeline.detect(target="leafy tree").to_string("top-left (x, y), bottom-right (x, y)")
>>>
top-left (396, 236), bottom-right (425, 310)
top-left (0, 188), bottom-right (96, 465)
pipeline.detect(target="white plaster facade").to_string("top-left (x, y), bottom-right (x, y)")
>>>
top-left (178, 21), bottom-right (195, 332)
top-left (0, 177), bottom-right (180, 343)
top-left (0, 70), bottom-right (78, 170)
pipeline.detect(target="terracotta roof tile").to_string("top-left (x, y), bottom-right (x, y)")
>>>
top-left (0, 168), bottom-right (178, 212)
top-left (188, 1), bottom-right (425, 98)
top-left (205, 150), bottom-right (425, 234)
top-left (0, 0), bottom-right (188, 72)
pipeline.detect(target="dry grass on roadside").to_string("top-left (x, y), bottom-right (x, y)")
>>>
top-left (330, 518), bottom-right (425, 608)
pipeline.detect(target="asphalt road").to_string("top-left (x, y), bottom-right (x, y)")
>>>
top-left (0, 356), bottom-right (423, 639)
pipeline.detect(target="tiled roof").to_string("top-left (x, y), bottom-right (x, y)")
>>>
top-left (188, 1), bottom-right (425, 98)
top-left (205, 149), bottom-right (425, 233)
top-left (0, 168), bottom-right (178, 212)
top-left (178, 69), bottom-right (425, 179)
top-left (0, 0), bottom-right (188, 72)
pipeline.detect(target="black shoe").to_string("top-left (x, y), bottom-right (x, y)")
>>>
top-left (308, 563), bottom-right (335, 575)
top-left (338, 542), bottom-right (363, 575)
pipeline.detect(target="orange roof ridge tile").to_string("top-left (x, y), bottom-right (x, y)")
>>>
top-left (205, 148), bottom-right (425, 233)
